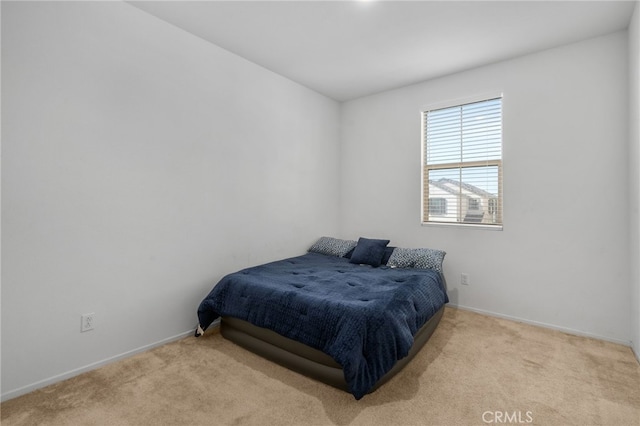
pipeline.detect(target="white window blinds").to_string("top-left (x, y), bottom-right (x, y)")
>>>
top-left (422, 97), bottom-right (503, 227)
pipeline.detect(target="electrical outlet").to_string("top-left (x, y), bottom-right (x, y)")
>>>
top-left (81, 313), bottom-right (95, 332)
top-left (461, 273), bottom-right (470, 286)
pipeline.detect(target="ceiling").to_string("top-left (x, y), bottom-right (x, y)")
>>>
top-left (129, 1), bottom-right (636, 102)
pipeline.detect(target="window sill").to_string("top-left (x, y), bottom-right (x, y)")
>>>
top-left (421, 221), bottom-right (503, 231)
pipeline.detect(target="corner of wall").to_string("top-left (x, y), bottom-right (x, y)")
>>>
top-left (629, 0), bottom-right (640, 363)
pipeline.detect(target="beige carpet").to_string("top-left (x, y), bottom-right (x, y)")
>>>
top-left (2, 307), bottom-right (639, 426)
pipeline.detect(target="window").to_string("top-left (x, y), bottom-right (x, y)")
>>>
top-left (428, 198), bottom-right (448, 216)
top-left (421, 96), bottom-right (503, 228)
top-left (468, 198), bottom-right (480, 210)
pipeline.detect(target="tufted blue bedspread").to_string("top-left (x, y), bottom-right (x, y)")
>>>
top-left (196, 252), bottom-right (448, 399)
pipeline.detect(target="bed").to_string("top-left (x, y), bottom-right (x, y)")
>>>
top-left (195, 237), bottom-right (448, 399)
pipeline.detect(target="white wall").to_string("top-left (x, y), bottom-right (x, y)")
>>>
top-left (340, 32), bottom-right (630, 344)
top-left (629, 1), bottom-right (640, 361)
top-left (1, 2), bottom-right (340, 400)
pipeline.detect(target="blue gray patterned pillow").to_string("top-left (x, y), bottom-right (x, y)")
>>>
top-left (387, 247), bottom-right (446, 272)
top-left (308, 237), bottom-right (358, 257)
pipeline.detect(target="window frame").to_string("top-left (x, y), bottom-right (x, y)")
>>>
top-left (420, 93), bottom-right (504, 230)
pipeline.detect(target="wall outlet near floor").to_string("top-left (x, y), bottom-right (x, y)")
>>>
top-left (461, 273), bottom-right (470, 286)
top-left (81, 313), bottom-right (95, 332)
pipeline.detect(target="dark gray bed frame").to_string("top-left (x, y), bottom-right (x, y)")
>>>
top-left (220, 305), bottom-right (445, 395)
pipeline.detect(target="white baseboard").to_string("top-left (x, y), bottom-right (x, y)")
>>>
top-left (1, 329), bottom-right (196, 402)
top-left (632, 342), bottom-right (640, 365)
top-left (448, 303), bottom-right (632, 347)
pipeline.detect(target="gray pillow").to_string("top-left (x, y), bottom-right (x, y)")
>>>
top-left (308, 237), bottom-right (358, 257)
top-left (387, 247), bottom-right (446, 272)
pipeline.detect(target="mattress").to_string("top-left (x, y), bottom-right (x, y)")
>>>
top-left (220, 305), bottom-right (445, 394)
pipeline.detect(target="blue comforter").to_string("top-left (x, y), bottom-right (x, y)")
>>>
top-left (196, 252), bottom-right (448, 399)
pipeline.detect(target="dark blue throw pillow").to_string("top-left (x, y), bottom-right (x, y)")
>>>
top-left (381, 246), bottom-right (396, 265)
top-left (349, 237), bottom-right (390, 267)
